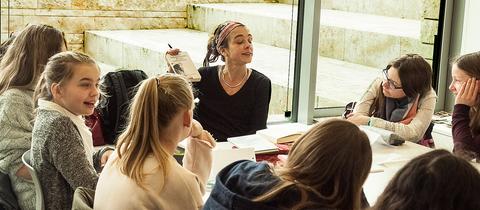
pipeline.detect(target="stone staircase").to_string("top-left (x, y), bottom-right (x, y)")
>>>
top-left (85, 2), bottom-right (433, 113)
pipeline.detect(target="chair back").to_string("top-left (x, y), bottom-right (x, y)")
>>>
top-left (22, 150), bottom-right (44, 210)
top-left (72, 187), bottom-right (95, 210)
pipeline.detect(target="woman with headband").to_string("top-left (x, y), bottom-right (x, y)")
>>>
top-left (168, 21), bottom-right (272, 142)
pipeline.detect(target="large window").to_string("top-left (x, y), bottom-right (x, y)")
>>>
top-left (292, 0), bottom-right (443, 119)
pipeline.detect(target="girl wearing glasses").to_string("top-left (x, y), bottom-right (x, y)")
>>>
top-left (449, 51), bottom-right (480, 160)
top-left (167, 21), bottom-right (272, 142)
top-left (347, 54), bottom-right (437, 143)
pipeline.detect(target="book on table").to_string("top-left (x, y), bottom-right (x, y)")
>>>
top-left (165, 51), bottom-right (201, 82)
top-left (256, 123), bottom-right (310, 144)
top-left (227, 134), bottom-right (279, 154)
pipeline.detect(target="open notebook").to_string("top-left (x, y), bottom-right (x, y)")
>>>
top-left (227, 134), bottom-right (279, 154)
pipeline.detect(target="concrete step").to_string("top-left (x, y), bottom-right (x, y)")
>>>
top-left (85, 29), bottom-right (379, 113)
top-left (187, 3), bottom-right (432, 69)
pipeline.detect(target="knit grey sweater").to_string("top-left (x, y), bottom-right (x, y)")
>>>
top-left (0, 88), bottom-right (35, 210)
top-left (31, 109), bottom-right (98, 210)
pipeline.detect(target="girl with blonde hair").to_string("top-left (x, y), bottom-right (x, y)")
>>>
top-left (94, 74), bottom-right (216, 209)
top-left (204, 119), bottom-right (372, 210)
top-left (0, 24), bottom-right (65, 210)
top-left (32, 51), bottom-right (111, 209)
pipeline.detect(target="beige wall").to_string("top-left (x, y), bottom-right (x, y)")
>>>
top-left (1, 0), bottom-right (273, 51)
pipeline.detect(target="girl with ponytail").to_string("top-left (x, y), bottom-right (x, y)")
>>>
top-left (95, 74), bottom-right (216, 209)
top-left (204, 119), bottom-right (372, 210)
top-left (168, 21), bottom-right (272, 142)
top-left (31, 51), bottom-right (112, 209)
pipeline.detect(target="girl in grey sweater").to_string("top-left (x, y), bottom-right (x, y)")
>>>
top-left (31, 51), bottom-right (111, 209)
top-left (0, 24), bottom-right (65, 210)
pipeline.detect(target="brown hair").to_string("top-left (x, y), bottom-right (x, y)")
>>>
top-left (203, 21), bottom-right (245, 67)
top-left (0, 33), bottom-right (16, 61)
top-left (114, 74), bottom-right (193, 188)
top-left (453, 51), bottom-right (480, 136)
top-left (255, 119), bottom-right (372, 210)
top-left (370, 54), bottom-right (433, 115)
top-left (373, 149), bottom-right (480, 210)
top-left (0, 24), bottom-right (66, 95)
top-left (34, 51), bottom-right (98, 103)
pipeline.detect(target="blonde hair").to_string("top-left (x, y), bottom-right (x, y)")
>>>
top-left (255, 119), bottom-right (372, 210)
top-left (0, 24), bottom-right (65, 95)
top-left (115, 74), bottom-right (193, 188)
top-left (34, 51), bottom-right (98, 103)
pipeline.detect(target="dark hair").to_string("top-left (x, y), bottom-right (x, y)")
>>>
top-left (373, 149), bottom-right (480, 210)
top-left (392, 54), bottom-right (432, 98)
top-left (202, 21), bottom-right (245, 67)
top-left (453, 51), bottom-right (480, 136)
top-left (0, 24), bottom-right (66, 95)
top-left (255, 119), bottom-right (372, 210)
top-left (370, 54), bottom-right (432, 115)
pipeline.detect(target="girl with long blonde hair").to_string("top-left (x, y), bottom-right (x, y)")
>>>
top-left (0, 24), bottom-right (65, 210)
top-left (204, 119), bottom-right (372, 210)
top-left (94, 74), bottom-right (216, 210)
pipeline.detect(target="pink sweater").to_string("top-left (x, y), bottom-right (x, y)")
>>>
top-left (94, 138), bottom-right (212, 210)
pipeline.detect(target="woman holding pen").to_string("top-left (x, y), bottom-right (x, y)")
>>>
top-left (347, 54), bottom-right (437, 144)
top-left (168, 21), bottom-right (272, 142)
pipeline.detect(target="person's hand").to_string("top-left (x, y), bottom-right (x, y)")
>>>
top-left (166, 48), bottom-right (180, 56)
top-left (190, 119), bottom-right (203, 138)
top-left (16, 164), bottom-right (32, 180)
top-left (455, 78), bottom-right (479, 107)
top-left (191, 131), bottom-right (216, 149)
top-left (346, 113), bottom-right (370, 125)
top-left (100, 149), bottom-right (113, 167)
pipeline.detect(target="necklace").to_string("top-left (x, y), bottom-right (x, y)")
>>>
top-left (221, 67), bottom-right (248, 88)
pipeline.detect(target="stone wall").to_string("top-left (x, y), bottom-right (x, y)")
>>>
top-left (1, 0), bottom-right (274, 51)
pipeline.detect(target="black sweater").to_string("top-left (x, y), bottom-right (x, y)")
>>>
top-left (193, 66), bottom-right (271, 141)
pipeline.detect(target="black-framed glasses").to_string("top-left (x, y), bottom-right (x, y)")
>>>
top-left (382, 68), bottom-right (403, 89)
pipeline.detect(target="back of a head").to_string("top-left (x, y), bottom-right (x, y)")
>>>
top-left (373, 149), bottom-right (480, 210)
top-left (283, 119), bottom-right (372, 210)
top-left (389, 54), bottom-right (432, 98)
top-left (115, 74), bottom-right (193, 187)
top-left (0, 24), bottom-right (65, 95)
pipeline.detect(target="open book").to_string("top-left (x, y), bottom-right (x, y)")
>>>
top-left (227, 134), bottom-right (279, 154)
top-left (165, 51), bottom-right (201, 82)
top-left (359, 126), bottom-right (405, 146)
top-left (256, 123), bottom-right (310, 144)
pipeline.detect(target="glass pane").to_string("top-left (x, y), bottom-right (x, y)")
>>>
top-left (315, 0), bottom-right (440, 111)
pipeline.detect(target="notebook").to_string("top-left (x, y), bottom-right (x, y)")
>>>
top-left (210, 146), bottom-right (256, 179)
top-left (227, 134), bottom-right (279, 154)
top-left (256, 123), bottom-right (310, 144)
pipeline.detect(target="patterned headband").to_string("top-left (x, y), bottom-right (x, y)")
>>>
top-left (216, 21), bottom-right (243, 53)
